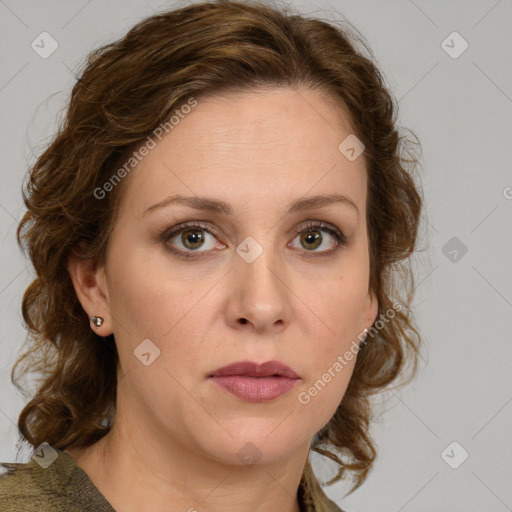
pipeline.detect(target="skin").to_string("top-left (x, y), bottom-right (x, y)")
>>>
top-left (67, 86), bottom-right (378, 512)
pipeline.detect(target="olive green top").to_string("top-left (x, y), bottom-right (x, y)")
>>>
top-left (0, 446), bottom-right (343, 511)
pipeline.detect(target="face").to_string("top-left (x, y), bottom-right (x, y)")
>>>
top-left (81, 86), bottom-right (378, 466)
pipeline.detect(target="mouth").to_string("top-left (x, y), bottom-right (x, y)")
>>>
top-left (209, 375), bottom-right (300, 402)
top-left (209, 359), bottom-right (300, 379)
top-left (209, 360), bottom-right (301, 403)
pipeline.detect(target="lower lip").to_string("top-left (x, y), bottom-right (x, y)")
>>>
top-left (209, 375), bottom-right (299, 402)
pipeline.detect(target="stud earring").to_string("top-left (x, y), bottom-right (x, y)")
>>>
top-left (91, 316), bottom-right (104, 327)
top-left (358, 328), bottom-right (370, 353)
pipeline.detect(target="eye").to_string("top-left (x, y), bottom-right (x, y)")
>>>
top-left (160, 220), bottom-right (347, 260)
top-left (162, 222), bottom-right (224, 259)
top-left (290, 221), bottom-right (347, 256)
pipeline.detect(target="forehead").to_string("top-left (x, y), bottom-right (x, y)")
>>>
top-left (120, 86), bottom-right (367, 216)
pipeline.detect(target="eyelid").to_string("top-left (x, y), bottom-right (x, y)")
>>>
top-left (292, 220), bottom-right (348, 253)
top-left (161, 219), bottom-right (345, 239)
top-left (160, 219), bottom-right (347, 259)
top-left (160, 221), bottom-right (224, 259)
top-left (161, 220), bottom-right (222, 242)
top-left (295, 220), bottom-right (343, 237)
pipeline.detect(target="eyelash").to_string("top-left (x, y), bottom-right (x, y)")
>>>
top-left (160, 221), bottom-right (348, 260)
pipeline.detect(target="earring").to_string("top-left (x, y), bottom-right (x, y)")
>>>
top-left (358, 328), bottom-right (369, 353)
top-left (91, 316), bottom-right (104, 327)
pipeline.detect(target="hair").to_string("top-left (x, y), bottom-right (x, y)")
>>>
top-left (8, 0), bottom-right (424, 496)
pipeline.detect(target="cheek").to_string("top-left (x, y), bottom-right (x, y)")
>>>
top-left (295, 270), bottom-right (366, 410)
top-left (297, 353), bottom-right (356, 437)
top-left (107, 245), bottom-right (217, 375)
top-left (303, 269), bottom-right (368, 341)
top-left (107, 242), bottom-right (191, 333)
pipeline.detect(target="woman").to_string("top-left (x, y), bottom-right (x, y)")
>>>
top-left (0, 1), bottom-right (423, 511)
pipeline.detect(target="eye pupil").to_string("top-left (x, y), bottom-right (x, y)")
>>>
top-left (182, 229), bottom-right (204, 249)
top-left (301, 229), bottom-right (321, 250)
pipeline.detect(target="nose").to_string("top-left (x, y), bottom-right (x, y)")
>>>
top-left (225, 238), bottom-right (292, 334)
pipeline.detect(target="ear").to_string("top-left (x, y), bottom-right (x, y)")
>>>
top-left (67, 251), bottom-right (113, 336)
top-left (364, 289), bottom-right (379, 330)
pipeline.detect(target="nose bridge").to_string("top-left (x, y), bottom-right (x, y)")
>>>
top-left (231, 231), bottom-right (291, 327)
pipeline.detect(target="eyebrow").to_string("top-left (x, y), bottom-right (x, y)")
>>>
top-left (142, 193), bottom-right (359, 218)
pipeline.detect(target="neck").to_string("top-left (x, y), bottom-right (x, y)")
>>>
top-left (66, 421), bottom-right (309, 512)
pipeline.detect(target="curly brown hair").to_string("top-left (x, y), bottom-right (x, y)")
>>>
top-left (9, 0), bottom-right (424, 496)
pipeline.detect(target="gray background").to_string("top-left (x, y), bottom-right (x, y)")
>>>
top-left (1, 1), bottom-right (511, 511)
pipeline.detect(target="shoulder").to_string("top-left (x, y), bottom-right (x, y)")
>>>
top-left (0, 446), bottom-right (88, 512)
top-left (0, 459), bottom-right (53, 511)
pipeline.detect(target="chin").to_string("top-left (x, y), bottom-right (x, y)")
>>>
top-left (193, 425), bottom-right (307, 467)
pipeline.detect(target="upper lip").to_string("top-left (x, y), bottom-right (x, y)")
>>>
top-left (209, 360), bottom-right (300, 379)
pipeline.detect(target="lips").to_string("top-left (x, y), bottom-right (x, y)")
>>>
top-left (209, 360), bottom-right (300, 379)
top-left (209, 360), bottom-right (301, 402)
